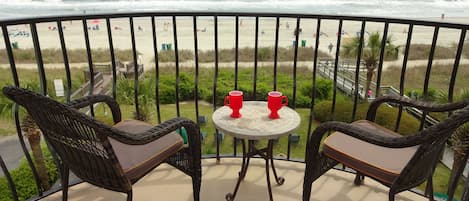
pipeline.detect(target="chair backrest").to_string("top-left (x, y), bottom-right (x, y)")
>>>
top-left (391, 104), bottom-right (469, 194)
top-left (2, 86), bottom-right (131, 192)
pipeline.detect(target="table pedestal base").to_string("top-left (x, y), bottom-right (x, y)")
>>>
top-left (225, 140), bottom-right (284, 201)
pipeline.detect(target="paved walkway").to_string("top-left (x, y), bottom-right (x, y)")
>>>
top-left (0, 134), bottom-right (29, 176)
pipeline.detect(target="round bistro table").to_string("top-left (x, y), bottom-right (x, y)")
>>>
top-left (212, 101), bottom-right (301, 201)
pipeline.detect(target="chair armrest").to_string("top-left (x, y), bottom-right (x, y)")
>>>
top-left (109, 117), bottom-right (200, 146)
top-left (67, 95), bottom-right (121, 124)
top-left (367, 95), bottom-right (469, 121)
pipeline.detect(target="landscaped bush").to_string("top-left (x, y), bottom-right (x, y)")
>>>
top-left (0, 145), bottom-right (58, 201)
top-left (140, 66), bottom-right (321, 107)
top-left (116, 78), bottom-right (135, 105)
top-left (405, 87), bottom-right (438, 101)
top-left (313, 99), bottom-right (420, 135)
top-left (300, 78), bottom-right (333, 100)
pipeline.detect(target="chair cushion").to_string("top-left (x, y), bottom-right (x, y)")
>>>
top-left (110, 120), bottom-right (184, 183)
top-left (323, 120), bottom-right (419, 185)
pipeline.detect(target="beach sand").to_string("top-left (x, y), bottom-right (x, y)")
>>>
top-left (0, 16), bottom-right (467, 69)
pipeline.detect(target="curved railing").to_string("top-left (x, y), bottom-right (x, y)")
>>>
top-left (0, 12), bottom-right (468, 201)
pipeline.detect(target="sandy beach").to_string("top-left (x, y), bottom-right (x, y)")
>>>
top-left (0, 16), bottom-right (467, 69)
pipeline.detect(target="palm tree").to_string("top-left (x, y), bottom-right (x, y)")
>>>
top-left (116, 77), bottom-right (154, 121)
top-left (0, 89), bottom-right (15, 119)
top-left (342, 32), bottom-right (399, 101)
top-left (18, 81), bottom-right (51, 191)
top-left (22, 115), bottom-right (51, 191)
top-left (134, 78), bottom-right (154, 121)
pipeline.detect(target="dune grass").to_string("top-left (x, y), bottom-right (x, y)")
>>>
top-left (407, 44), bottom-right (458, 60)
top-left (382, 63), bottom-right (469, 95)
top-left (0, 48), bottom-right (135, 64)
top-left (0, 47), bottom-right (330, 64)
top-left (157, 46), bottom-right (331, 62)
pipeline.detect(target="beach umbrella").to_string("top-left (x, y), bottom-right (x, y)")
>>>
top-left (91, 19), bottom-right (100, 24)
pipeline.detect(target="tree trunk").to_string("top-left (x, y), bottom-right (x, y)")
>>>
top-left (365, 65), bottom-right (375, 102)
top-left (27, 130), bottom-right (50, 191)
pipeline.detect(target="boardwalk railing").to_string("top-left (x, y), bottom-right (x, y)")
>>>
top-left (0, 12), bottom-right (468, 201)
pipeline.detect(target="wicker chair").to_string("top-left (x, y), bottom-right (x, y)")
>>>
top-left (2, 86), bottom-right (201, 201)
top-left (303, 95), bottom-right (469, 201)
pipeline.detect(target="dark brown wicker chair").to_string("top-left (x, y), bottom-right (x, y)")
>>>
top-left (303, 95), bottom-right (469, 201)
top-left (2, 86), bottom-right (201, 201)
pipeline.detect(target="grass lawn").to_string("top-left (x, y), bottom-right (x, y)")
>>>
top-left (419, 163), bottom-right (464, 200)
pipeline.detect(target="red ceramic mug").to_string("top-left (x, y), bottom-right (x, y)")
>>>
top-left (267, 91), bottom-right (288, 119)
top-left (224, 90), bottom-right (243, 118)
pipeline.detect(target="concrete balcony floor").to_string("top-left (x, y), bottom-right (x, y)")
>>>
top-left (41, 158), bottom-right (426, 201)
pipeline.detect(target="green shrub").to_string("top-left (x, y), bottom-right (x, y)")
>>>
top-left (300, 78), bottom-right (333, 100)
top-left (405, 88), bottom-right (438, 101)
top-left (178, 73), bottom-right (196, 100)
top-left (158, 84), bottom-right (177, 104)
top-left (0, 145), bottom-right (58, 201)
top-left (294, 94), bottom-right (312, 108)
top-left (116, 78), bottom-right (135, 105)
top-left (314, 99), bottom-right (355, 123)
top-left (114, 65), bottom-right (318, 108)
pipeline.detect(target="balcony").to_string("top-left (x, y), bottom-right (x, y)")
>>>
top-left (40, 159), bottom-right (426, 201)
top-left (0, 12), bottom-right (468, 201)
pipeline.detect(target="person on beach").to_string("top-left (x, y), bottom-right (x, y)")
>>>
top-left (328, 42), bottom-right (333, 54)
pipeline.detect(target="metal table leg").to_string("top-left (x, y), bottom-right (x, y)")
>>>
top-left (226, 139), bottom-right (285, 201)
top-left (226, 140), bottom-right (250, 201)
top-left (268, 140), bottom-right (285, 185)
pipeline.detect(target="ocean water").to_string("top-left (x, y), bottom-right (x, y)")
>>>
top-left (0, 0), bottom-right (468, 20)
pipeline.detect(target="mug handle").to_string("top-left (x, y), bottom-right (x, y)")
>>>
top-left (282, 96), bottom-right (288, 106)
top-left (224, 96), bottom-right (230, 106)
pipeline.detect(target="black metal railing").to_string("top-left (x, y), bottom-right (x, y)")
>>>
top-left (0, 12), bottom-right (468, 201)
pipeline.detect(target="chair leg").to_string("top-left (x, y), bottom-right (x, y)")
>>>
top-left (192, 175), bottom-right (201, 201)
top-left (388, 193), bottom-right (395, 201)
top-left (354, 173), bottom-right (364, 186)
top-left (61, 164), bottom-right (69, 201)
top-left (127, 190), bottom-right (132, 201)
top-left (425, 175), bottom-right (435, 201)
top-left (302, 179), bottom-right (313, 201)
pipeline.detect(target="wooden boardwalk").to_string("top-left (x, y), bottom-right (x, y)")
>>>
top-left (317, 59), bottom-right (372, 100)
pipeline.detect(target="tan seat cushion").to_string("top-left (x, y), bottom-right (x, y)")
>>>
top-left (110, 120), bottom-right (184, 183)
top-left (323, 120), bottom-right (418, 185)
